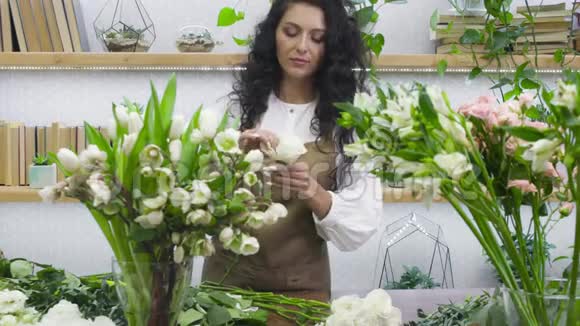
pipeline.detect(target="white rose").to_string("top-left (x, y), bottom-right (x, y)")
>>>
top-left (0, 290), bottom-right (27, 314)
top-left (552, 79), bottom-right (577, 110)
top-left (169, 115), bottom-right (186, 140)
top-left (199, 109), bottom-right (220, 138)
top-left (244, 150), bottom-right (264, 172)
top-left (57, 148), bottom-right (80, 173)
top-left (79, 145), bottom-right (107, 172)
top-left (174, 246), bottom-right (185, 264)
top-left (128, 111), bottom-right (143, 134)
top-left (114, 105), bottom-right (129, 128)
top-left (142, 192), bottom-right (168, 210)
top-left (434, 152), bottom-right (472, 180)
top-left (219, 227), bottom-right (235, 248)
top-left (135, 211), bottom-right (164, 229)
top-left (243, 172), bottom-right (259, 187)
top-left (363, 289), bottom-right (393, 317)
top-left (190, 129), bottom-right (204, 144)
top-left (122, 133), bottom-right (138, 155)
top-left (271, 135), bottom-right (307, 164)
top-left (191, 180), bottom-right (211, 205)
top-left (139, 145), bottom-right (163, 168)
top-left (354, 92), bottom-right (380, 114)
top-left (169, 188), bottom-right (191, 213)
top-left (523, 138), bottom-right (562, 173)
top-left (86, 173), bottom-right (111, 207)
top-left (187, 209), bottom-right (212, 225)
top-left (215, 129), bottom-right (241, 154)
top-left (169, 139), bottom-right (182, 163)
top-left (246, 211), bottom-right (265, 229)
top-left (239, 234), bottom-right (260, 256)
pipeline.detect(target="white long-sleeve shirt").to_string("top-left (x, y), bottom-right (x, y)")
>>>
top-left (219, 93), bottom-right (382, 251)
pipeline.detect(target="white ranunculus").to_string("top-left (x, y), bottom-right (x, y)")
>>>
top-left (128, 111), bottom-right (143, 134)
top-left (354, 92), bottom-right (380, 114)
top-left (169, 139), bottom-right (182, 163)
top-left (36, 299), bottom-right (115, 326)
top-left (57, 148), bottom-right (80, 173)
top-left (190, 129), bottom-right (204, 145)
top-left (91, 316), bottom-right (116, 326)
top-left (142, 192), bottom-right (168, 210)
top-left (246, 211), bottom-right (265, 229)
top-left (215, 129), bottom-right (241, 154)
top-left (381, 307), bottom-right (403, 326)
top-left (243, 172), bottom-right (258, 187)
top-left (265, 203), bottom-right (288, 220)
top-left (135, 211), bottom-right (164, 229)
top-left (87, 173), bottom-right (111, 207)
top-left (434, 152), bottom-right (472, 180)
top-left (552, 79), bottom-right (577, 110)
top-left (239, 234), bottom-right (260, 256)
top-left (331, 295), bottom-right (364, 317)
top-left (9, 260), bottom-right (33, 278)
top-left (439, 115), bottom-right (469, 146)
top-left (79, 145), bottom-right (107, 172)
top-left (169, 188), bottom-right (191, 213)
top-left (244, 150), bottom-right (264, 172)
top-left (390, 156), bottom-right (427, 175)
top-left (104, 118), bottom-right (117, 141)
top-left (270, 135), bottom-right (307, 164)
top-left (199, 110), bottom-right (220, 139)
top-left (19, 307), bottom-right (39, 324)
top-left (139, 145), bottom-right (163, 168)
top-left (523, 138), bottom-right (562, 173)
top-left (155, 167), bottom-right (176, 193)
top-left (173, 246), bottom-right (185, 264)
top-left (219, 227), bottom-right (235, 248)
top-left (114, 105), bottom-right (129, 128)
top-left (362, 289), bottom-right (393, 317)
top-left (0, 290), bottom-right (27, 314)
top-left (426, 86), bottom-right (450, 115)
top-left (169, 115), bottom-right (186, 140)
top-left (187, 209), bottom-right (212, 225)
top-left (122, 133), bottom-right (138, 155)
top-left (234, 188), bottom-right (255, 201)
top-left (191, 180), bottom-right (211, 205)
top-left (0, 315), bottom-right (18, 326)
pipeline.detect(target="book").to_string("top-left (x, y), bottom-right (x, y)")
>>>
top-left (62, 0), bottom-right (81, 52)
top-left (42, 0), bottom-right (62, 51)
top-left (16, 0), bottom-right (41, 51)
top-left (51, 0), bottom-right (72, 52)
top-left (6, 123), bottom-right (19, 186)
top-left (18, 125), bottom-right (25, 185)
top-left (76, 126), bottom-right (85, 153)
top-left (8, 0), bottom-right (27, 51)
top-left (36, 126), bottom-right (46, 155)
top-left (0, 0), bottom-right (11, 51)
top-left (25, 126), bottom-right (35, 184)
top-left (516, 3), bottom-right (566, 14)
top-left (30, 0), bottom-right (52, 51)
top-left (0, 122), bottom-right (6, 184)
top-left (71, 0), bottom-right (88, 51)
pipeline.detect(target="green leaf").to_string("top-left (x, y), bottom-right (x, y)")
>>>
top-left (418, 91), bottom-right (440, 128)
top-left (217, 7), bottom-right (241, 27)
top-left (491, 77), bottom-right (513, 89)
top-left (449, 43), bottom-right (462, 54)
top-left (207, 305), bottom-right (232, 325)
top-left (160, 74), bottom-right (177, 136)
top-left (460, 29), bottom-right (483, 44)
top-left (367, 33), bottom-right (384, 57)
top-left (503, 126), bottom-right (546, 141)
top-left (429, 9), bottom-right (439, 31)
top-left (233, 36), bottom-right (251, 46)
top-left (554, 49), bottom-right (564, 64)
top-left (468, 67), bottom-right (482, 80)
top-left (520, 78), bottom-right (540, 90)
top-left (354, 6), bottom-right (374, 28)
top-left (144, 89), bottom-right (164, 148)
top-left (178, 309), bottom-right (204, 326)
top-left (129, 226), bottom-right (157, 242)
top-left (178, 106), bottom-right (203, 182)
top-left (209, 291), bottom-right (237, 308)
top-left (334, 102), bottom-right (365, 127)
top-left (393, 149), bottom-right (428, 161)
top-left (553, 256), bottom-right (569, 263)
top-left (436, 59), bottom-right (447, 77)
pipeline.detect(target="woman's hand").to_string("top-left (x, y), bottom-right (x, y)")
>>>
top-left (239, 128), bottom-right (279, 152)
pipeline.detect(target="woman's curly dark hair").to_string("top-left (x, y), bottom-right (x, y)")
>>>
top-left (230, 0), bottom-right (369, 190)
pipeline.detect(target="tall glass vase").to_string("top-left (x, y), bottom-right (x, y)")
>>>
top-left (112, 257), bottom-right (194, 326)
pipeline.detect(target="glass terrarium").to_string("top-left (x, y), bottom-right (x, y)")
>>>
top-left (176, 25), bottom-right (219, 53)
top-left (93, 0), bottom-right (155, 52)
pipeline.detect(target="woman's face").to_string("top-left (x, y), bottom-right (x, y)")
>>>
top-left (275, 2), bottom-right (326, 82)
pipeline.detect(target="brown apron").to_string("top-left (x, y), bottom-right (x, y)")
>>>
top-left (202, 140), bottom-right (337, 325)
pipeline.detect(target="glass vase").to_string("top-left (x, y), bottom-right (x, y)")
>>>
top-left (112, 257), bottom-right (193, 326)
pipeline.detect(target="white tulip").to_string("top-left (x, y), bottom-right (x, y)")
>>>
top-left (128, 111), bottom-right (143, 134)
top-left (434, 152), bottom-right (472, 180)
top-left (169, 188), bottom-right (191, 213)
top-left (135, 211), bottom-right (164, 229)
top-left (215, 129), bottom-right (241, 154)
top-left (246, 211), bottom-right (265, 229)
top-left (552, 79), bottom-right (577, 110)
top-left (239, 234), bottom-right (260, 256)
top-left (57, 148), bottom-right (80, 173)
top-left (191, 180), bottom-right (211, 205)
top-left (122, 133), bottom-right (138, 155)
top-left (523, 138), bottom-right (562, 173)
top-left (114, 105), bottom-right (129, 128)
top-left (354, 92), bottom-right (380, 114)
top-left (169, 139), bottom-right (182, 163)
top-left (244, 149), bottom-right (264, 172)
top-left (169, 115), bottom-right (186, 140)
top-left (243, 172), bottom-right (258, 187)
top-left (87, 173), bottom-right (111, 207)
top-left (199, 109), bottom-right (219, 138)
top-left (270, 135), bottom-right (307, 164)
top-left (173, 246), bottom-right (185, 264)
top-left (142, 192), bottom-right (168, 210)
top-left (187, 209), bottom-right (212, 225)
top-left (219, 227), bottom-right (235, 248)
top-left (0, 290), bottom-right (27, 314)
top-left (104, 118), bottom-right (117, 140)
top-left (190, 129), bottom-right (204, 144)
top-left (139, 145), bottom-right (163, 168)
top-left (79, 145), bottom-right (107, 173)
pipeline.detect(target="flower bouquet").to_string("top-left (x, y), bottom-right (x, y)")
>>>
top-left (39, 75), bottom-right (289, 326)
top-left (336, 77), bottom-right (579, 325)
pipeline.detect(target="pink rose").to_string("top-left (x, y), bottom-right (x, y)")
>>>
top-left (519, 93), bottom-right (535, 109)
top-left (508, 180), bottom-right (538, 193)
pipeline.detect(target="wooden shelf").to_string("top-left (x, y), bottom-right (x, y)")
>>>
top-left (0, 186), bottom-right (432, 203)
top-left (0, 53), bottom-right (576, 70)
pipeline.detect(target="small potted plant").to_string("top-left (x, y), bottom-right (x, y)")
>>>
top-left (176, 25), bottom-right (220, 53)
top-left (28, 154), bottom-right (57, 189)
top-left (102, 25), bottom-right (152, 52)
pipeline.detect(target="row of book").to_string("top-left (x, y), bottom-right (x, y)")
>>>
top-left (0, 0), bottom-right (89, 52)
top-left (0, 121), bottom-right (94, 186)
top-left (433, 2), bottom-right (577, 55)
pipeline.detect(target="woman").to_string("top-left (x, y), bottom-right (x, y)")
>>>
top-left (203, 0), bottom-right (381, 309)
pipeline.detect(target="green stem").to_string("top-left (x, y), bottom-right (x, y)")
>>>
top-left (565, 166), bottom-right (580, 325)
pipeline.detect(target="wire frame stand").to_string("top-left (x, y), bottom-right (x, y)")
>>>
top-left (374, 211), bottom-right (455, 289)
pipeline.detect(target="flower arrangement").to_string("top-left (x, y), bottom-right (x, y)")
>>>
top-left (38, 75), bottom-right (292, 326)
top-left (336, 76), bottom-right (579, 325)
